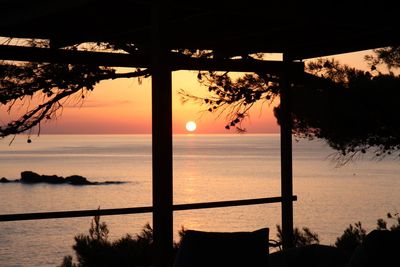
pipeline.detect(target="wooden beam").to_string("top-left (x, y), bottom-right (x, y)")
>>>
top-left (280, 54), bottom-right (295, 249)
top-left (151, 3), bottom-right (173, 267)
top-left (172, 55), bottom-right (304, 74)
top-left (0, 44), bottom-right (303, 74)
top-left (0, 196), bottom-right (297, 222)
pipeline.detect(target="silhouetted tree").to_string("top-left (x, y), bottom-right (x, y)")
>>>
top-left (0, 39), bottom-right (149, 138)
top-left (289, 58), bottom-right (400, 162)
top-left (181, 47), bottom-right (400, 161)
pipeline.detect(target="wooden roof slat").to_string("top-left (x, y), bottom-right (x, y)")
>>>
top-left (0, 1), bottom-right (399, 59)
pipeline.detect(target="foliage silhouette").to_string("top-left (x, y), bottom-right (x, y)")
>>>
top-left (59, 214), bottom-right (154, 267)
top-left (334, 222), bottom-right (367, 259)
top-left (181, 50), bottom-right (400, 162)
top-left (0, 40), bottom-right (149, 138)
top-left (375, 212), bottom-right (400, 231)
top-left (273, 224), bottom-right (320, 250)
top-left (334, 212), bottom-right (400, 259)
top-left (289, 58), bottom-right (400, 163)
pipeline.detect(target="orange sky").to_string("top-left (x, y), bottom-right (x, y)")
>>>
top-left (1, 50), bottom-right (374, 135)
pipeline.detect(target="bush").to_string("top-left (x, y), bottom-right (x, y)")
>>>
top-left (334, 212), bottom-right (400, 258)
top-left (334, 222), bottom-right (366, 258)
top-left (274, 225), bottom-right (320, 250)
top-left (59, 215), bottom-right (153, 267)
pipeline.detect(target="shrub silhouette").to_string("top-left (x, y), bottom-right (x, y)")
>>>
top-left (334, 222), bottom-right (366, 259)
top-left (59, 215), bottom-right (153, 267)
top-left (334, 212), bottom-right (400, 259)
top-left (274, 224), bottom-right (320, 250)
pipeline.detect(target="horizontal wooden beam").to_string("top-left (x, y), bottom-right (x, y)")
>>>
top-left (0, 206), bottom-right (153, 222)
top-left (0, 195), bottom-right (297, 222)
top-left (172, 55), bottom-right (304, 74)
top-left (173, 196), bottom-right (297, 211)
top-left (0, 45), bottom-right (303, 73)
top-left (0, 45), bottom-right (149, 68)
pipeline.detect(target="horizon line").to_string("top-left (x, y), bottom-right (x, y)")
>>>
top-left (7, 132), bottom-right (281, 136)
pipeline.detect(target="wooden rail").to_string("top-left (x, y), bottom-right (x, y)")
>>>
top-left (0, 196), bottom-right (296, 222)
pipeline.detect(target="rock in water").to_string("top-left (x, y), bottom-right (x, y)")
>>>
top-left (20, 171), bottom-right (65, 184)
top-left (1, 171), bottom-right (124, 186)
top-left (65, 175), bottom-right (93, 185)
top-left (0, 177), bottom-right (10, 183)
top-left (41, 174), bottom-right (65, 184)
top-left (20, 171), bottom-right (43, 183)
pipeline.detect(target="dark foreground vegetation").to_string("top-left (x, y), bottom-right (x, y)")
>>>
top-left (59, 212), bottom-right (400, 267)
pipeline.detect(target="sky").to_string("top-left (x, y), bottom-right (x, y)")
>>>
top-left (1, 49), bottom-right (375, 135)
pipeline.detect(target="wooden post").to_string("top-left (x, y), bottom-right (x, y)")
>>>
top-left (280, 53), bottom-right (294, 249)
top-left (151, 3), bottom-right (173, 267)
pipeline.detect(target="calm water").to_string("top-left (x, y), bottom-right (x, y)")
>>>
top-left (0, 134), bottom-right (399, 267)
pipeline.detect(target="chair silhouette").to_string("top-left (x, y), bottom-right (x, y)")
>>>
top-left (173, 228), bottom-right (269, 267)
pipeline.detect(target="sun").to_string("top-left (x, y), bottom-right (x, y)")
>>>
top-left (185, 121), bottom-right (197, 132)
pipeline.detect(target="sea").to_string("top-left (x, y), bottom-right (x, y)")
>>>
top-left (0, 134), bottom-right (399, 267)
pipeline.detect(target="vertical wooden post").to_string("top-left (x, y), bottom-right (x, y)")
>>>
top-left (151, 2), bottom-right (173, 267)
top-left (280, 54), bottom-right (294, 249)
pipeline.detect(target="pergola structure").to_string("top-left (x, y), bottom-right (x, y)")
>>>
top-left (0, 1), bottom-right (399, 267)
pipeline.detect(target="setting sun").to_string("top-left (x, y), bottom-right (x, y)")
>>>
top-left (185, 121), bottom-right (197, 132)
